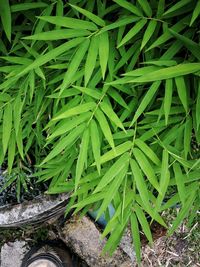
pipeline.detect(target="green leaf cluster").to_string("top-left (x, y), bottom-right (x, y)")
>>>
top-left (0, 0), bottom-right (200, 262)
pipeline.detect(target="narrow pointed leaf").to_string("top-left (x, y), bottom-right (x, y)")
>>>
top-left (131, 81), bottom-right (161, 125)
top-left (60, 39), bottom-right (90, 92)
top-left (168, 190), bottom-right (196, 235)
top-left (173, 163), bottom-right (186, 205)
top-left (130, 159), bottom-right (151, 210)
top-left (0, 0), bottom-right (11, 41)
top-left (85, 36), bottom-right (99, 86)
top-left (175, 76), bottom-right (188, 112)
top-left (23, 29), bottom-right (90, 40)
top-left (133, 148), bottom-right (160, 191)
top-left (134, 139), bottom-right (160, 165)
top-left (70, 4), bottom-right (105, 27)
top-left (190, 1), bottom-right (200, 25)
top-left (134, 204), bottom-right (153, 244)
top-left (95, 109), bottom-right (115, 149)
top-left (184, 116), bottom-right (192, 158)
top-left (93, 153), bottom-right (130, 193)
top-left (138, 0), bottom-right (152, 16)
top-left (164, 79), bottom-right (173, 125)
top-left (2, 103), bottom-right (12, 155)
top-left (140, 20), bottom-right (157, 50)
top-left (99, 32), bottom-right (109, 79)
top-left (90, 120), bottom-right (101, 174)
top-left (75, 128), bottom-right (89, 190)
top-left (131, 64), bottom-right (200, 83)
top-left (118, 19), bottom-right (147, 48)
top-left (113, 0), bottom-right (142, 16)
top-left (52, 102), bottom-right (96, 121)
top-left (17, 37), bottom-right (85, 77)
top-left (100, 101), bottom-right (126, 131)
top-left (38, 16), bottom-right (98, 31)
top-left (41, 124), bottom-right (85, 165)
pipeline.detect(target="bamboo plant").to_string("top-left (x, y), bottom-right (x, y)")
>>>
top-left (0, 0), bottom-right (200, 262)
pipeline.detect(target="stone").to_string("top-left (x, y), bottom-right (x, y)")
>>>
top-left (0, 240), bottom-right (29, 267)
top-left (59, 215), bottom-right (134, 267)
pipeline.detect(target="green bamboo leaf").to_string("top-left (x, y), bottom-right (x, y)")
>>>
top-left (123, 66), bottom-right (160, 76)
top-left (8, 131), bottom-right (16, 174)
top-left (169, 29), bottom-right (200, 61)
top-left (70, 4), bottom-right (105, 27)
top-left (130, 159), bottom-right (151, 210)
top-left (85, 35), bottom-right (99, 86)
top-left (164, 78), bottom-right (173, 125)
top-left (93, 153), bottom-right (130, 193)
top-left (138, 0), bottom-right (152, 17)
top-left (23, 29), bottom-right (90, 40)
top-left (11, 2), bottom-right (47, 12)
top-left (184, 116), bottom-right (192, 159)
top-left (107, 88), bottom-right (130, 110)
top-left (75, 128), bottom-right (90, 190)
top-left (73, 86), bottom-right (102, 100)
top-left (147, 16), bottom-right (189, 51)
top-left (140, 20), bottom-right (157, 50)
top-left (2, 103), bottom-right (12, 155)
top-left (90, 120), bottom-right (101, 174)
top-left (99, 31), bottom-right (109, 80)
top-left (132, 148), bottom-right (160, 192)
top-left (196, 82), bottom-right (200, 130)
top-left (130, 64), bottom-right (200, 83)
top-left (0, 56), bottom-right (32, 65)
top-left (141, 60), bottom-right (177, 67)
top-left (131, 213), bottom-right (141, 263)
top-left (92, 141), bottom-right (132, 165)
top-left (168, 190), bottom-right (196, 235)
top-left (96, 165), bottom-right (128, 220)
top-left (131, 81), bottom-right (161, 125)
top-left (0, 0), bottom-right (11, 41)
top-left (98, 16), bottom-right (139, 34)
top-left (47, 113), bottom-right (91, 141)
top-left (190, 1), bottom-right (200, 25)
top-left (16, 125), bottom-right (24, 160)
top-left (113, 0), bottom-right (142, 16)
top-left (41, 124), bottom-right (85, 165)
top-left (134, 204), bottom-right (153, 244)
top-left (173, 163), bottom-right (186, 205)
top-left (52, 102), bottom-right (96, 121)
top-left (118, 19), bottom-right (147, 48)
top-left (17, 37), bottom-right (85, 77)
top-left (38, 16), bottom-right (98, 31)
top-left (47, 88), bottom-right (80, 98)
top-left (72, 192), bottom-right (108, 211)
top-left (163, 0), bottom-right (191, 16)
top-left (60, 39), bottom-right (90, 92)
top-left (100, 101), bottom-right (126, 131)
top-left (95, 109), bottom-right (115, 149)
top-left (13, 95), bottom-right (23, 136)
top-left (134, 139), bottom-right (160, 165)
top-left (175, 76), bottom-right (188, 112)
top-left (154, 149), bottom-right (170, 212)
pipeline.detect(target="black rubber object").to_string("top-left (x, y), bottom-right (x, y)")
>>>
top-left (24, 253), bottom-right (64, 267)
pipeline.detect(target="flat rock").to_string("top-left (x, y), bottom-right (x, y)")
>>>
top-left (0, 194), bottom-right (70, 228)
top-left (0, 240), bottom-right (29, 267)
top-left (59, 215), bottom-right (134, 267)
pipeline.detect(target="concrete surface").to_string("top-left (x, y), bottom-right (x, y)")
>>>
top-left (0, 240), bottom-right (29, 267)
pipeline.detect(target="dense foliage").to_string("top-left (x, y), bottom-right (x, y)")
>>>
top-left (0, 0), bottom-right (200, 262)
